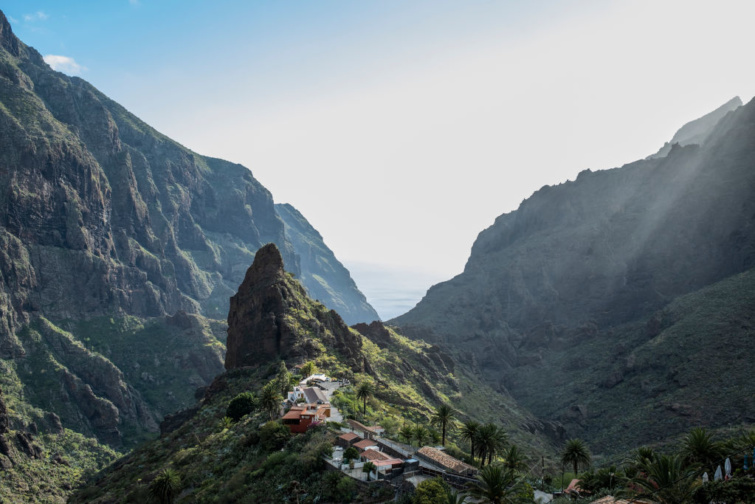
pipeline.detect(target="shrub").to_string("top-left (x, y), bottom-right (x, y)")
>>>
top-left (226, 392), bottom-right (257, 422)
top-left (149, 468), bottom-right (181, 504)
top-left (259, 421), bottom-right (290, 452)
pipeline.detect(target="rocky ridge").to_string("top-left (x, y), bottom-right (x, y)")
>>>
top-left (0, 7), bottom-right (376, 454)
top-left (394, 97), bottom-right (755, 454)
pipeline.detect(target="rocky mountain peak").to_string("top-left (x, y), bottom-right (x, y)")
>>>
top-left (225, 243), bottom-right (305, 370)
top-left (0, 10), bottom-right (21, 57)
top-left (225, 242), bottom-right (364, 371)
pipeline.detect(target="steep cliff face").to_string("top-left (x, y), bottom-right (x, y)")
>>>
top-left (225, 243), bottom-right (363, 371)
top-left (0, 8), bottom-right (369, 459)
top-left (275, 203), bottom-right (379, 324)
top-left (394, 97), bottom-right (755, 452)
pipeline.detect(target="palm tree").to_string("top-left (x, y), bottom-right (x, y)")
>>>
top-left (680, 427), bottom-right (724, 473)
top-left (259, 382), bottom-right (282, 421)
top-left (363, 461), bottom-right (376, 481)
top-left (432, 404), bottom-right (456, 446)
top-left (502, 445), bottom-right (527, 472)
top-left (414, 425), bottom-right (429, 447)
top-left (561, 438), bottom-right (591, 476)
top-left (461, 421), bottom-right (480, 462)
top-left (356, 381), bottom-right (374, 418)
top-left (477, 423), bottom-right (508, 466)
top-left (467, 464), bottom-right (526, 504)
top-left (399, 425), bottom-right (414, 445)
top-left (628, 453), bottom-right (700, 504)
top-left (445, 488), bottom-right (467, 504)
top-left (149, 468), bottom-right (181, 504)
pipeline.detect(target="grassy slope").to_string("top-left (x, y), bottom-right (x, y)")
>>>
top-left (70, 273), bottom-right (554, 503)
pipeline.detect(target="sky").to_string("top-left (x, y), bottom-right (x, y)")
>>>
top-left (4, 0), bottom-right (755, 319)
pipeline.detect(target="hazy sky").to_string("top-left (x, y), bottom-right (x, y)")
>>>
top-left (5, 0), bottom-right (755, 318)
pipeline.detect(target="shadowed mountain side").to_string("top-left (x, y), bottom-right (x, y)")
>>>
top-left (275, 203), bottom-right (379, 325)
top-left (393, 97), bottom-right (755, 454)
top-left (649, 96), bottom-right (742, 158)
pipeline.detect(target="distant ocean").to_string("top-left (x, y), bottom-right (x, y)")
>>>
top-left (343, 262), bottom-right (450, 321)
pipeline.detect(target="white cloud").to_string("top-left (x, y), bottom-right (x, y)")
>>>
top-left (23, 11), bottom-right (48, 22)
top-left (43, 55), bottom-right (85, 76)
top-left (129, 0), bottom-right (141, 5)
top-left (8, 16), bottom-right (19, 24)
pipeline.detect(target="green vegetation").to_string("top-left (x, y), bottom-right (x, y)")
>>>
top-left (225, 392), bottom-right (257, 422)
top-left (149, 468), bottom-right (182, 504)
top-left (560, 438), bottom-right (591, 476)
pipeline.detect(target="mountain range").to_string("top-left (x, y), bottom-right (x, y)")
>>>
top-left (393, 93), bottom-right (755, 454)
top-left (0, 7), bottom-right (375, 456)
top-left (1, 7), bottom-right (755, 502)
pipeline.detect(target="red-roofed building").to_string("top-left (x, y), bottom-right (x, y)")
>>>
top-left (361, 449), bottom-right (392, 463)
top-left (282, 404), bottom-right (329, 434)
top-left (353, 439), bottom-right (378, 451)
top-left (336, 432), bottom-right (361, 449)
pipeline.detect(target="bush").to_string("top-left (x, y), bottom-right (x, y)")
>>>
top-left (413, 477), bottom-right (449, 504)
top-left (226, 392), bottom-right (257, 422)
top-left (259, 421), bottom-right (290, 452)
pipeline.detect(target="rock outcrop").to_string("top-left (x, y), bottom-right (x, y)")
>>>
top-left (226, 243), bottom-right (363, 370)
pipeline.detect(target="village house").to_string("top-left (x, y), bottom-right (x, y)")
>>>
top-left (281, 403), bottom-right (330, 434)
top-left (352, 439), bottom-right (378, 452)
top-left (336, 432), bottom-right (360, 449)
top-left (287, 386), bottom-right (328, 404)
top-left (346, 419), bottom-right (384, 440)
top-left (415, 446), bottom-right (477, 476)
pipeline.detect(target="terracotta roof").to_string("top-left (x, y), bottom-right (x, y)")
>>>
top-left (362, 450), bottom-right (391, 462)
top-left (338, 432), bottom-right (360, 441)
top-left (416, 446), bottom-right (476, 474)
top-left (373, 458), bottom-right (404, 467)
top-left (347, 419), bottom-right (379, 434)
top-left (353, 439), bottom-right (378, 450)
top-left (282, 409), bottom-right (303, 420)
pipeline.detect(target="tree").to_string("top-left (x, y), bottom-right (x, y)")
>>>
top-left (560, 438), bottom-right (591, 476)
top-left (432, 404), bottom-right (456, 446)
top-left (149, 468), bottom-right (181, 504)
top-left (445, 488), bottom-right (467, 504)
top-left (259, 382), bottom-right (282, 421)
top-left (502, 445), bottom-right (527, 472)
top-left (300, 361), bottom-right (316, 378)
top-left (680, 427), bottom-right (724, 473)
top-left (356, 381), bottom-right (374, 418)
top-left (226, 391), bottom-right (257, 422)
top-left (477, 423), bottom-right (508, 466)
top-left (400, 425), bottom-right (415, 445)
top-left (343, 446), bottom-right (360, 464)
top-left (414, 425), bottom-right (429, 447)
top-left (629, 453), bottom-right (699, 504)
top-left (467, 464), bottom-right (527, 504)
top-left (275, 361), bottom-right (292, 397)
top-left (363, 461), bottom-right (376, 481)
top-left (461, 421), bottom-right (480, 462)
top-left (414, 477), bottom-right (449, 504)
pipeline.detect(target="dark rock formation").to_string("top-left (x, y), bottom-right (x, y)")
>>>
top-left (225, 243), bottom-right (363, 370)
